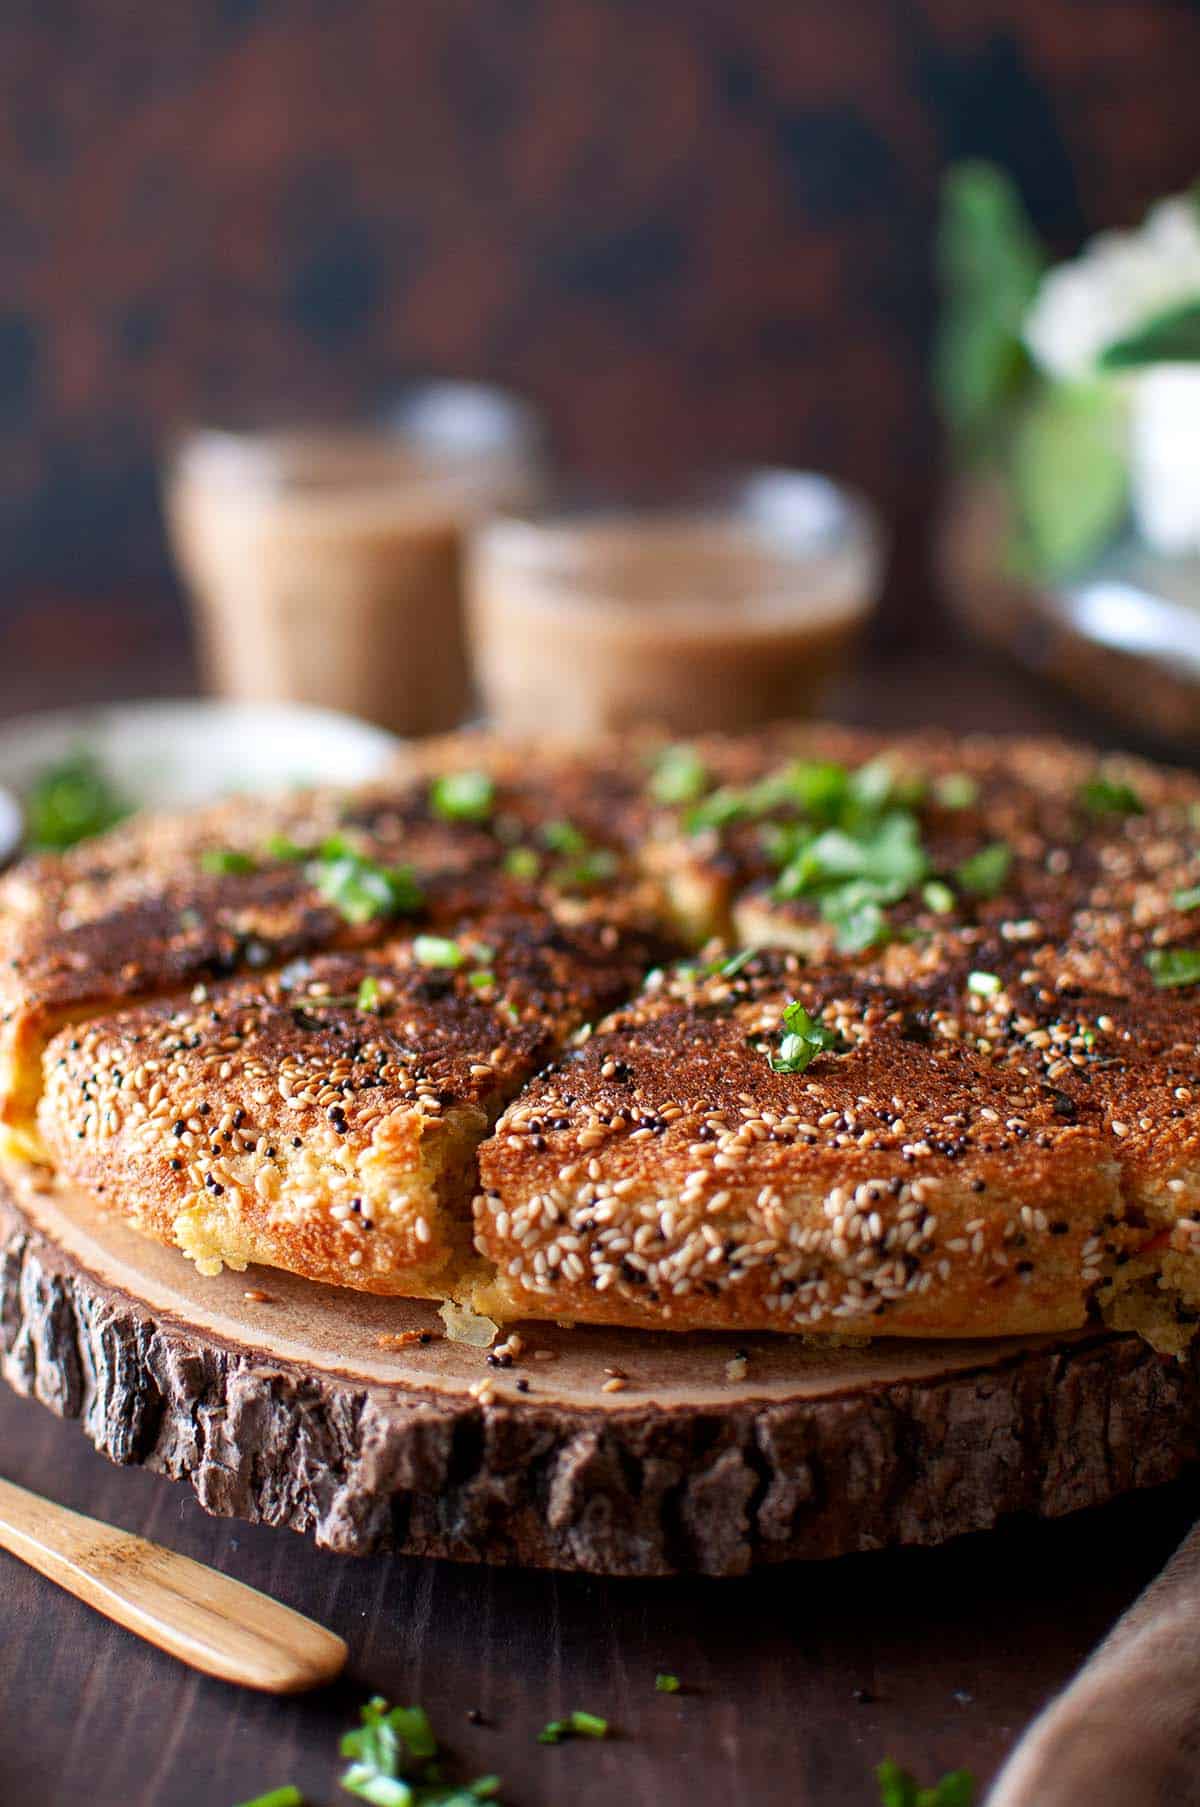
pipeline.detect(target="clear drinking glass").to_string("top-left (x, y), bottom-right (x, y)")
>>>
top-left (466, 471), bottom-right (884, 736)
top-left (164, 384), bottom-right (544, 737)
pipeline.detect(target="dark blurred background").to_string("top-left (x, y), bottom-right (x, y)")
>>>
top-left (4, 0), bottom-right (1200, 628)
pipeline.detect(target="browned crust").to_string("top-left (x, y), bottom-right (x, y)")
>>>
top-left (9, 726), bottom-right (1200, 1340)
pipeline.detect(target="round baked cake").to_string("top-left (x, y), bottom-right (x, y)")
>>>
top-left (5, 725), bottom-right (1200, 1350)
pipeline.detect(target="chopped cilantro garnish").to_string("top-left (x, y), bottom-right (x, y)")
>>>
top-left (201, 848), bottom-right (256, 876)
top-left (922, 879), bottom-right (956, 914)
top-left (967, 970), bottom-right (1001, 997)
top-left (468, 970), bottom-right (497, 991)
top-left (769, 999), bottom-right (839, 1074)
top-left (503, 846), bottom-right (540, 880)
top-left (820, 882), bottom-right (890, 953)
top-left (955, 842), bottom-right (1011, 898)
top-left (414, 935), bottom-right (465, 969)
top-left (356, 976), bottom-right (381, 1012)
top-left (1146, 947), bottom-right (1200, 988)
top-left (875, 1758), bottom-right (975, 1807)
top-left (654, 1673), bottom-right (681, 1693)
top-left (540, 818), bottom-right (586, 854)
top-left (338, 1698), bottom-right (501, 1806)
top-left (934, 772), bottom-right (978, 810)
top-left (685, 786), bottom-right (749, 835)
top-left (308, 849), bottom-right (423, 924)
top-left (1079, 774), bottom-right (1143, 816)
top-left (263, 832), bottom-right (306, 861)
top-left (25, 750), bottom-right (130, 850)
top-left (551, 848), bottom-right (618, 890)
top-left (430, 770), bottom-right (495, 823)
top-left (537, 1711), bottom-right (609, 1745)
top-left (717, 947), bottom-right (756, 978)
top-left (234, 1790), bottom-right (302, 1807)
top-left (650, 744), bottom-right (709, 805)
top-left (1174, 885), bottom-right (1200, 912)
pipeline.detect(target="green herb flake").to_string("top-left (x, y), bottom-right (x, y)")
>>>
top-left (356, 976), bottom-right (382, 1013)
top-left (684, 786), bottom-right (749, 836)
top-left (654, 1673), bottom-right (681, 1693)
top-left (263, 832), bottom-right (306, 861)
top-left (201, 847), bottom-right (257, 876)
top-left (934, 773), bottom-right (979, 809)
top-left (1079, 774), bottom-right (1143, 817)
top-left (1146, 947), bottom-right (1200, 989)
top-left (769, 1000), bottom-right (839, 1075)
top-left (503, 846), bottom-right (540, 880)
top-left (540, 818), bottom-right (587, 855)
top-left (308, 850), bottom-right (424, 925)
top-left (922, 880), bottom-right (956, 915)
top-left (955, 842), bottom-right (1011, 898)
top-left (430, 770), bottom-right (495, 823)
top-left (25, 751), bottom-right (131, 850)
top-left (234, 1789), bottom-right (303, 1807)
top-left (551, 848), bottom-right (619, 890)
top-left (1174, 885), bottom-right (1200, 912)
top-left (650, 744), bottom-right (709, 806)
top-left (413, 935), bottom-right (465, 970)
top-left (967, 970), bottom-right (1002, 997)
top-left (468, 970), bottom-right (497, 991)
top-left (876, 1757), bottom-right (976, 1807)
top-left (336, 1697), bottom-right (501, 1807)
top-left (537, 1711), bottom-right (609, 1745)
top-left (718, 948), bottom-right (757, 978)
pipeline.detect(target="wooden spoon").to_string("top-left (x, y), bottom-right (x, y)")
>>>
top-left (988, 1518), bottom-right (1200, 1806)
top-left (0, 1473), bottom-right (347, 1693)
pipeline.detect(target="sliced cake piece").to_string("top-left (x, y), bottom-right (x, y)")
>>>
top-left (472, 938), bottom-right (1186, 1338)
top-left (36, 903), bottom-right (663, 1295)
top-left (0, 744), bottom-right (657, 1160)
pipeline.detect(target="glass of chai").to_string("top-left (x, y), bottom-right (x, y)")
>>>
top-left (465, 471), bottom-right (884, 736)
top-left (164, 384), bottom-right (544, 736)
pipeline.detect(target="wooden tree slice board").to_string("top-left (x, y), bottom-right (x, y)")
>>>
top-left (3, 1169), bottom-right (1199, 1576)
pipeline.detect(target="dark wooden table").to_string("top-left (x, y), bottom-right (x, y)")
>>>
top-left (2, 598), bottom-right (1197, 1807)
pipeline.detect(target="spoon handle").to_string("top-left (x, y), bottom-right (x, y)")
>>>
top-left (0, 1474), bottom-right (347, 1693)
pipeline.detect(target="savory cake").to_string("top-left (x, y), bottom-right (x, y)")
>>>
top-left (6, 725), bottom-right (1200, 1346)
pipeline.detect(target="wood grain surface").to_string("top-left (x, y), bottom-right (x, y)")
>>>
top-left (2, 629), bottom-right (1198, 1804)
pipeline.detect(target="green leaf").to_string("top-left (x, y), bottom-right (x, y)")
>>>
top-left (430, 771), bottom-right (495, 822)
top-left (339, 1765), bottom-right (413, 1805)
top-left (934, 773), bottom-right (979, 810)
top-left (654, 1673), bottom-right (681, 1693)
top-left (1078, 774), bottom-right (1143, 817)
top-left (1009, 382), bottom-right (1128, 577)
top-left (539, 819), bottom-right (586, 854)
top-left (25, 750), bottom-right (131, 850)
top-left (1174, 885), bottom-right (1200, 911)
top-left (538, 1709), bottom-right (609, 1743)
top-left (234, 1789), bottom-right (303, 1807)
top-left (649, 744), bottom-right (709, 806)
top-left (875, 1760), bottom-right (976, 1807)
top-left (922, 880), bottom-right (956, 915)
top-left (201, 848), bottom-right (257, 876)
top-left (503, 846), bottom-right (539, 880)
top-left (769, 1000), bottom-right (840, 1074)
top-left (414, 935), bottom-right (465, 969)
top-left (955, 842), bottom-right (1012, 898)
top-left (1099, 296), bottom-right (1200, 369)
top-left (934, 161), bottom-right (1044, 451)
top-left (356, 976), bottom-right (382, 1012)
top-left (308, 852), bottom-right (424, 924)
top-left (1146, 947), bottom-right (1200, 988)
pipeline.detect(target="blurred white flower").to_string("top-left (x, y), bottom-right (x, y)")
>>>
top-left (1024, 194), bottom-right (1200, 380)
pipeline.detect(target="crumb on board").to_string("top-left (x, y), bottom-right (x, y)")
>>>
top-left (376, 1328), bottom-right (440, 1350)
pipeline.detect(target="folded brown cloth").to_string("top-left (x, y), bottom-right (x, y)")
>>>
top-left (989, 1520), bottom-right (1200, 1806)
